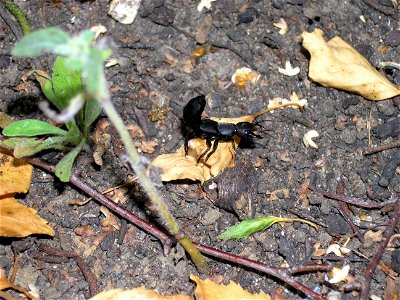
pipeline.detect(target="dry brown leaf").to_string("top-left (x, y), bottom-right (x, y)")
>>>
top-left (0, 197), bottom-right (55, 237)
top-left (153, 103), bottom-right (303, 183)
top-left (0, 152), bottom-right (33, 196)
top-left (302, 28), bottom-right (400, 100)
top-left (90, 286), bottom-right (191, 300)
top-left (191, 274), bottom-right (271, 300)
top-left (139, 140), bottom-right (159, 154)
top-left (100, 206), bottom-right (121, 230)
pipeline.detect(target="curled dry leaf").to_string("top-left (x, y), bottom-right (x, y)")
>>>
top-left (231, 67), bottom-right (261, 88)
top-left (302, 28), bottom-right (400, 100)
top-left (90, 286), bottom-right (191, 300)
top-left (303, 130), bottom-right (319, 148)
top-left (329, 265), bottom-right (350, 284)
top-left (278, 60), bottom-right (300, 76)
top-left (273, 18), bottom-right (288, 35)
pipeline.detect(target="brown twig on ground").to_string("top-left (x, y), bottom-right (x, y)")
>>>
top-left (30, 157), bottom-right (175, 255)
top-left (363, 139), bottom-right (400, 155)
top-left (308, 185), bottom-right (397, 209)
top-left (336, 180), bottom-right (364, 242)
top-left (361, 0), bottom-right (397, 16)
top-left (26, 157), bottom-right (329, 299)
top-left (360, 196), bottom-right (400, 300)
top-left (37, 244), bottom-right (98, 297)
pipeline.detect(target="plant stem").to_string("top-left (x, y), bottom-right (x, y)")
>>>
top-left (98, 76), bottom-right (208, 273)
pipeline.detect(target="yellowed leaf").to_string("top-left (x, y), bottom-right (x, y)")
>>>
top-left (0, 197), bottom-right (54, 237)
top-left (364, 229), bottom-right (383, 242)
top-left (0, 152), bottom-right (33, 196)
top-left (191, 274), bottom-right (270, 300)
top-left (302, 28), bottom-right (400, 100)
top-left (0, 112), bottom-right (13, 129)
top-left (329, 265), bottom-right (350, 284)
top-left (90, 286), bottom-right (191, 300)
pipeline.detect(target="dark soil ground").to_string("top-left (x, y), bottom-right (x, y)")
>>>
top-left (1, 0), bottom-right (399, 299)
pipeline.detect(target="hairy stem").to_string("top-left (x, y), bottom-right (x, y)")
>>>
top-left (98, 75), bottom-right (208, 273)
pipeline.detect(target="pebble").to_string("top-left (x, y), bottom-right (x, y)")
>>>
top-left (342, 97), bottom-right (360, 109)
top-left (287, 0), bottom-right (306, 5)
top-left (237, 8), bottom-right (259, 24)
top-left (200, 208), bottom-right (222, 226)
top-left (372, 117), bottom-right (400, 139)
top-left (392, 249), bottom-right (400, 273)
top-left (340, 128), bottom-right (357, 144)
top-left (378, 151), bottom-right (400, 187)
top-left (376, 101), bottom-right (395, 116)
top-left (325, 214), bottom-right (352, 235)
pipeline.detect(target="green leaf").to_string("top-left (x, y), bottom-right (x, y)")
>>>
top-left (11, 27), bottom-right (70, 57)
top-left (84, 98), bottom-right (102, 133)
top-left (217, 216), bottom-right (280, 240)
top-left (42, 56), bottom-right (84, 111)
top-left (0, 136), bottom-right (70, 158)
top-left (3, 120), bottom-right (68, 137)
top-left (55, 140), bottom-right (85, 182)
top-left (83, 48), bottom-right (105, 97)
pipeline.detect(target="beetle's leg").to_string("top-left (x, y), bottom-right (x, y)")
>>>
top-left (204, 139), bottom-right (220, 163)
top-left (197, 138), bottom-right (212, 163)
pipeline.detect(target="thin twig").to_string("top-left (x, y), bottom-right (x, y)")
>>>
top-left (38, 244), bottom-right (98, 296)
top-left (360, 196), bottom-right (400, 300)
top-left (363, 139), bottom-right (400, 155)
top-left (26, 157), bottom-right (328, 299)
top-left (308, 185), bottom-right (397, 209)
top-left (336, 180), bottom-right (364, 242)
top-left (29, 157), bottom-right (175, 255)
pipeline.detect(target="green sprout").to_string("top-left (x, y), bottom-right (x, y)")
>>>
top-left (2, 55), bottom-right (102, 182)
top-left (3, 27), bottom-right (208, 272)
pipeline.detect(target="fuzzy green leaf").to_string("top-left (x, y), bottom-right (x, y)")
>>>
top-left (84, 98), bottom-right (102, 133)
top-left (11, 27), bottom-right (70, 57)
top-left (3, 120), bottom-right (68, 137)
top-left (42, 56), bottom-right (84, 111)
top-left (55, 140), bottom-right (85, 182)
top-left (217, 216), bottom-right (281, 240)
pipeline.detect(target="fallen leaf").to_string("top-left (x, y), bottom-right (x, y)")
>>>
top-left (303, 130), bottom-right (319, 148)
top-left (0, 152), bottom-right (33, 196)
top-left (231, 67), bottom-right (261, 88)
top-left (90, 24), bottom-right (107, 39)
top-left (0, 197), bottom-right (55, 237)
top-left (90, 286), bottom-right (191, 300)
top-left (273, 18), bottom-right (288, 35)
top-left (278, 60), bottom-right (299, 76)
top-left (364, 229), bottom-right (383, 243)
top-left (191, 274), bottom-right (271, 300)
top-left (329, 265), bottom-right (350, 284)
top-left (0, 112), bottom-right (13, 129)
top-left (302, 28), bottom-right (400, 100)
top-left (100, 207), bottom-right (121, 230)
top-left (139, 140), bottom-right (158, 154)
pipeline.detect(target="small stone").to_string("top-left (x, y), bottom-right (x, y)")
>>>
top-left (325, 214), bottom-right (352, 236)
top-left (376, 101), bottom-right (395, 116)
top-left (372, 118), bottom-right (400, 139)
top-left (340, 128), bottom-right (357, 144)
top-left (200, 208), bottom-right (221, 226)
top-left (342, 97), bottom-right (360, 109)
top-left (237, 8), bottom-right (259, 24)
top-left (227, 29), bottom-right (243, 42)
top-left (392, 249), bottom-right (400, 273)
top-left (288, 0), bottom-right (306, 4)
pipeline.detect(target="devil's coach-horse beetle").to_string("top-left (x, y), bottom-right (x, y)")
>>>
top-left (182, 95), bottom-right (261, 163)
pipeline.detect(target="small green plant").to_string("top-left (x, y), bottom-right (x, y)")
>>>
top-left (1, 56), bottom-right (102, 182)
top-left (5, 27), bottom-right (208, 272)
